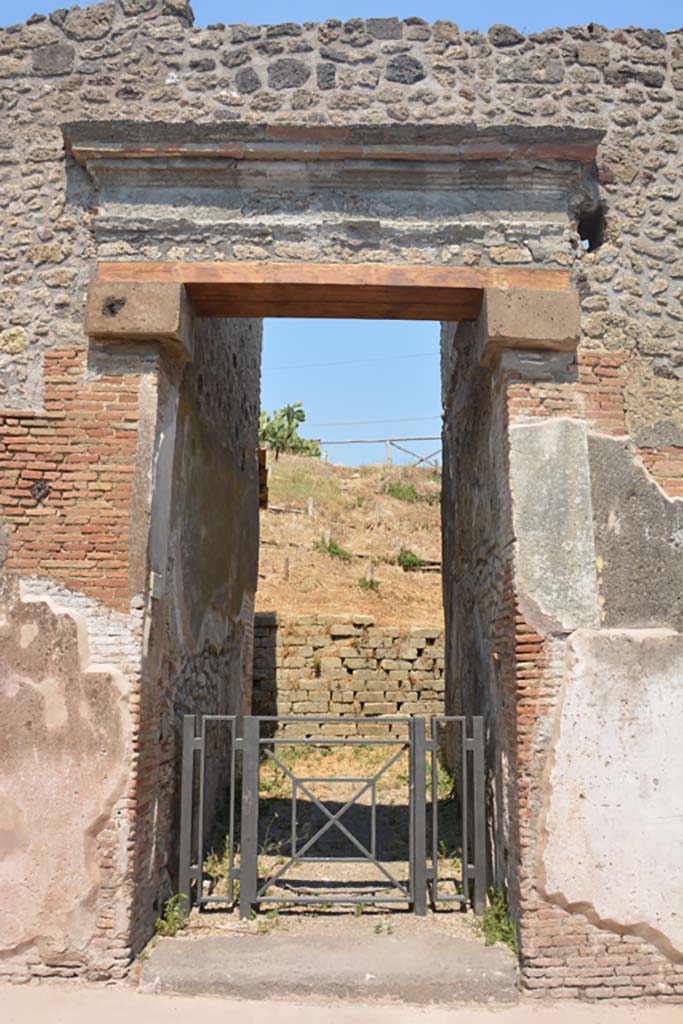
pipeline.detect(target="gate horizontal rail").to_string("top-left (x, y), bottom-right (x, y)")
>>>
top-left (179, 714), bottom-right (486, 919)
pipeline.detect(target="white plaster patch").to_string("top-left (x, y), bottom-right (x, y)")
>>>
top-left (541, 628), bottom-right (683, 955)
top-left (19, 623), bottom-right (38, 648)
top-left (37, 674), bottom-right (68, 730)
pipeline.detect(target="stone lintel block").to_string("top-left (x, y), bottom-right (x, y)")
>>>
top-left (85, 280), bottom-right (194, 360)
top-left (477, 287), bottom-right (580, 366)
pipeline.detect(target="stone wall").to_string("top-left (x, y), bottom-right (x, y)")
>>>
top-left (0, 0), bottom-right (682, 999)
top-left (126, 315), bottom-right (262, 951)
top-left (440, 318), bottom-right (514, 890)
top-left (253, 613), bottom-right (444, 737)
top-left (441, 321), bottom-right (683, 998)
top-left (1, 3), bottom-right (683, 391)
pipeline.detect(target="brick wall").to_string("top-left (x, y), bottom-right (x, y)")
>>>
top-left (253, 613), bottom-right (445, 736)
top-left (128, 316), bottom-right (262, 952)
top-left (497, 353), bottom-right (683, 1001)
top-left (0, 345), bottom-right (158, 612)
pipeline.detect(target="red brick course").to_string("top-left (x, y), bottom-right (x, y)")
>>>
top-left (0, 346), bottom-right (145, 613)
top-left (636, 447), bottom-right (683, 499)
top-left (506, 350), bottom-right (628, 436)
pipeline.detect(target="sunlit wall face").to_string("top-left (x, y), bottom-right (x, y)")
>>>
top-left (261, 320), bottom-right (442, 467)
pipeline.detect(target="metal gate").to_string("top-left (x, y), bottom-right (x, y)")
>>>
top-left (179, 715), bottom-right (486, 919)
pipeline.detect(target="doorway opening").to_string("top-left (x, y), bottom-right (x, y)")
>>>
top-left (91, 260), bottom-right (566, 944)
top-left (165, 302), bottom-right (504, 924)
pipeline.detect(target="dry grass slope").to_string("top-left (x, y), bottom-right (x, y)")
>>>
top-left (257, 454), bottom-right (443, 627)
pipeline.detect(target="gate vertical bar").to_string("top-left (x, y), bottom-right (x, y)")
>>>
top-left (460, 717), bottom-right (469, 901)
top-left (240, 716), bottom-right (260, 919)
top-left (472, 716), bottom-right (487, 916)
top-left (178, 714), bottom-right (196, 914)
top-left (411, 717), bottom-right (427, 916)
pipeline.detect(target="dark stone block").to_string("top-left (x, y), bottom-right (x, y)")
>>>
top-left (266, 23), bottom-right (303, 38)
top-left (231, 25), bottom-right (262, 43)
top-left (637, 28), bottom-right (666, 48)
top-left (221, 48), bottom-right (250, 68)
top-left (49, 8), bottom-right (68, 28)
top-left (32, 42), bottom-right (75, 77)
top-left (367, 18), bottom-right (403, 40)
top-left (235, 67), bottom-right (261, 94)
top-left (256, 41), bottom-right (286, 56)
top-left (120, 0), bottom-right (155, 14)
top-left (385, 54), bottom-right (426, 85)
top-left (633, 421), bottom-right (683, 448)
top-left (529, 27), bottom-right (565, 43)
top-left (589, 434), bottom-right (683, 632)
top-left (161, 0), bottom-right (194, 25)
top-left (317, 62), bottom-right (336, 90)
top-left (189, 58), bottom-right (216, 73)
top-left (604, 65), bottom-right (665, 88)
top-left (488, 24), bottom-right (525, 47)
top-left (268, 58), bottom-right (311, 90)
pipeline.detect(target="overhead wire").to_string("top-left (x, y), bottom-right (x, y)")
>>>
top-left (263, 351), bottom-right (439, 372)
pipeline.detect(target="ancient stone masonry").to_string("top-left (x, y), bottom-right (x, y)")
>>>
top-left (0, 0), bottom-right (682, 1001)
top-left (253, 613), bottom-right (445, 737)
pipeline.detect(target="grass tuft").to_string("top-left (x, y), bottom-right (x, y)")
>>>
top-left (397, 547), bottom-right (425, 570)
top-left (314, 534), bottom-right (352, 562)
top-left (480, 889), bottom-right (519, 954)
top-left (385, 481), bottom-right (419, 503)
top-left (154, 894), bottom-right (188, 937)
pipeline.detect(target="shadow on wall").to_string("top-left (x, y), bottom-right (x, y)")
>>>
top-left (252, 611), bottom-right (278, 719)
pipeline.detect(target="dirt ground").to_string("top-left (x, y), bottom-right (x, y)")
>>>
top-left (257, 454), bottom-right (444, 628)
top-left (196, 742), bottom-right (466, 938)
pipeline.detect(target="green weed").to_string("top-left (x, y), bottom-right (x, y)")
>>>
top-left (480, 889), bottom-right (519, 954)
top-left (359, 576), bottom-right (380, 593)
top-left (256, 908), bottom-right (280, 935)
top-left (397, 547), bottom-right (425, 570)
top-left (154, 894), bottom-right (188, 938)
top-left (385, 481), bottom-right (419, 503)
top-left (314, 535), bottom-right (352, 561)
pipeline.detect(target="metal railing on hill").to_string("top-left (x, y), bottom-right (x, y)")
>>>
top-left (316, 436), bottom-right (441, 467)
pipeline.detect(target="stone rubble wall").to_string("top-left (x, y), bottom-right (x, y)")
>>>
top-left (0, 1), bottom-right (683, 401)
top-left (0, 0), bottom-right (682, 999)
top-left (253, 613), bottom-right (445, 737)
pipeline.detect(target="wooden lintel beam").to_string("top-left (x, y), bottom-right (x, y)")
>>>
top-left (97, 262), bottom-right (571, 321)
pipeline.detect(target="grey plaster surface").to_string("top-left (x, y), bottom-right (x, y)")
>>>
top-left (510, 419), bottom-right (599, 634)
top-left (139, 933), bottom-right (518, 1005)
top-left (588, 434), bottom-right (683, 632)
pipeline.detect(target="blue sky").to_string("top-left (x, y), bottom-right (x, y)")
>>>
top-left (4, 1), bottom-right (681, 31)
top-left (5, 0), bottom-right (680, 463)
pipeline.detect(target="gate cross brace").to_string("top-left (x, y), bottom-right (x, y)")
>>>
top-left (257, 746), bottom-right (409, 899)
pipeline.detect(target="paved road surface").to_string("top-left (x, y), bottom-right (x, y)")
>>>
top-left (2, 985), bottom-right (681, 1023)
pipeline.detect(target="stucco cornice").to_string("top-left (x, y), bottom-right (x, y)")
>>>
top-left (63, 121), bottom-right (605, 193)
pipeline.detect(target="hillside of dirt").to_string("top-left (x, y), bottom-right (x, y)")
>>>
top-left (256, 453), bottom-right (443, 628)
